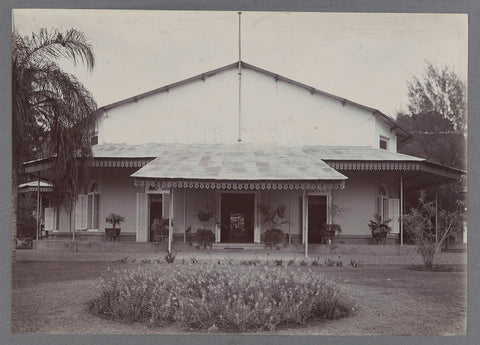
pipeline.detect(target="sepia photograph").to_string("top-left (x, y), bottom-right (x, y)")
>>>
top-left (9, 8), bottom-right (468, 338)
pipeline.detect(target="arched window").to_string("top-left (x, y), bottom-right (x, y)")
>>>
top-left (378, 185), bottom-right (389, 221)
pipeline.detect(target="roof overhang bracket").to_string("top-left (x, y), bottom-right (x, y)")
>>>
top-left (310, 88), bottom-right (315, 95)
top-left (274, 74), bottom-right (279, 82)
top-left (201, 74), bottom-right (206, 82)
top-left (341, 99), bottom-right (347, 107)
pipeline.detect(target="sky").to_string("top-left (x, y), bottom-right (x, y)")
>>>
top-left (12, 10), bottom-right (468, 117)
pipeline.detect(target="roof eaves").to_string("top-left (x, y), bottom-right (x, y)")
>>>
top-left (98, 62), bottom-right (238, 113)
top-left (95, 60), bottom-right (410, 140)
top-left (241, 61), bottom-right (411, 140)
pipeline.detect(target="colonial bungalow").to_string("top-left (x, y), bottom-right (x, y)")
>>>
top-left (23, 61), bottom-right (464, 252)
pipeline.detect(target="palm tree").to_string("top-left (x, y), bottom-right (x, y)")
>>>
top-left (12, 28), bottom-right (97, 261)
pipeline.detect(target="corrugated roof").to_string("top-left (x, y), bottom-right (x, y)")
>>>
top-left (92, 143), bottom-right (163, 158)
top-left (129, 144), bottom-right (347, 181)
top-left (92, 143), bottom-right (424, 162)
top-left (302, 146), bottom-right (424, 161)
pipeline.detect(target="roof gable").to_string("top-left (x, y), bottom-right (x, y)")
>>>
top-left (95, 61), bottom-right (410, 141)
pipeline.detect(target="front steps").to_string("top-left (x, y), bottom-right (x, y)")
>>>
top-left (33, 239), bottom-right (417, 255)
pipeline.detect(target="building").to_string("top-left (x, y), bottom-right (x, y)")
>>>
top-left (23, 61), bottom-right (464, 250)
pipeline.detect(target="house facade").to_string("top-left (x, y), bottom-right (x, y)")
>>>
top-left (24, 61), bottom-right (463, 247)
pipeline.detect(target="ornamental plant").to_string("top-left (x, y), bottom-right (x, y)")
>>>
top-left (152, 217), bottom-right (170, 230)
top-left (257, 202), bottom-right (289, 231)
top-left (403, 190), bottom-right (465, 268)
top-left (367, 214), bottom-right (392, 237)
top-left (89, 264), bottom-right (352, 332)
top-left (105, 213), bottom-right (125, 228)
top-left (197, 209), bottom-right (215, 229)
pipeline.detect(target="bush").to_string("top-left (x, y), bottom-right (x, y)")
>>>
top-left (264, 228), bottom-right (285, 244)
top-left (89, 264), bottom-right (352, 332)
top-left (164, 250), bottom-right (176, 264)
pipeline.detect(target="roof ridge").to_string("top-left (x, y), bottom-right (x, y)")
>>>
top-left (96, 60), bottom-right (410, 139)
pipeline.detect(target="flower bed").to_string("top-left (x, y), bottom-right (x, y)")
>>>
top-left (88, 264), bottom-right (352, 332)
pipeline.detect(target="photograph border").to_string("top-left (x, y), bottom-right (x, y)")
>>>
top-left (1, 1), bottom-right (478, 345)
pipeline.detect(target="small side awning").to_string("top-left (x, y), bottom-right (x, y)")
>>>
top-left (131, 144), bottom-right (347, 191)
top-left (18, 180), bottom-right (53, 193)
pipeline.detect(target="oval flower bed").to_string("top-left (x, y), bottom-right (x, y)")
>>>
top-left (88, 264), bottom-right (352, 332)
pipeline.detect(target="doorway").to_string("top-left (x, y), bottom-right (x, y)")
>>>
top-left (220, 193), bottom-right (255, 243)
top-left (149, 195), bottom-right (163, 242)
top-left (308, 195), bottom-right (327, 243)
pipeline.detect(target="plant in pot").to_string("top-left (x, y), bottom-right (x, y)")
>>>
top-left (105, 213), bottom-right (125, 241)
top-left (320, 204), bottom-right (349, 244)
top-left (258, 202), bottom-right (289, 249)
top-left (196, 209), bottom-right (215, 248)
top-left (368, 214), bottom-right (392, 244)
top-left (151, 217), bottom-right (170, 242)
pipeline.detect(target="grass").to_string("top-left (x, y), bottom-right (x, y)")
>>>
top-left (12, 257), bottom-right (467, 335)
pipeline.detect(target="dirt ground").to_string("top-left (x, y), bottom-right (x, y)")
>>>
top-left (11, 249), bottom-right (467, 335)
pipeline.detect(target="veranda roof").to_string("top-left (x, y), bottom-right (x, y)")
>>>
top-left (130, 144), bottom-right (347, 190)
top-left (23, 143), bottom-right (464, 188)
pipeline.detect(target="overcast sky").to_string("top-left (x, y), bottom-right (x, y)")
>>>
top-left (12, 10), bottom-right (467, 117)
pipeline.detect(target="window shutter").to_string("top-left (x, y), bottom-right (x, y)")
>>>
top-left (45, 207), bottom-right (54, 231)
top-left (93, 193), bottom-right (99, 229)
top-left (254, 193), bottom-right (260, 243)
top-left (75, 195), bottom-right (88, 230)
top-left (136, 193), bottom-right (148, 242)
top-left (388, 198), bottom-right (400, 233)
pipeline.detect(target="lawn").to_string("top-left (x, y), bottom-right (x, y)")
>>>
top-left (11, 257), bottom-right (466, 335)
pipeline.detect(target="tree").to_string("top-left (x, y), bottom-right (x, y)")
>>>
top-left (404, 61), bottom-right (466, 133)
top-left (12, 28), bottom-right (97, 261)
top-left (403, 191), bottom-right (464, 268)
top-left (396, 62), bottom-right (467, 213)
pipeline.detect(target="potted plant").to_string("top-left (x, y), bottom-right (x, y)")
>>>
top-left (105, 213), bottom-right (125, 241)
top-left (319, 204), bottom-right (349, 244)
top-left (368, 214), bottom-right (392, 244)
top-left (196, 209), bottom-right (215, 248)
top-left (258, 202), bottom-right (289, 248)
top-left (151, 217), bottom-right (170, 242)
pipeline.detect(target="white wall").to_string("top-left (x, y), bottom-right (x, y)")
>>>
top-left (98, 68), bottom-right (397, 148)
top-left (56, 169), bottom-right (402, 239)
top-left (332, 170), bottom-right (400, 236)
top-left (374, 117), bottom-right (398, 152)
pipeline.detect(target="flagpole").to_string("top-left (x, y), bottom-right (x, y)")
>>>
top-left (237, 11), bottom-right (242, 142)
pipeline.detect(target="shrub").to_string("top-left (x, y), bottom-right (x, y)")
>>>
top-left (404, 191), bottom-right (465, 268)
top-left (350, 260), bottom-right (362, 268)
top-left (274, 258), bottom-right (283, 266)
top-left (264, 229), bottom-right (285, 245)
top-left (190, 257), bottom-right (199, 264)
top-left (310, 257), bottom-right (322, 267)
top-left (117, 256), bottom-right (129, 263)
top-left (89, 264), bottom-right (352, 332)
top-left (164, 250), bottom-right (176, 264)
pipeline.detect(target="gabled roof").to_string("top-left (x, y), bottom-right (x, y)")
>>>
top-left (95, 61), bottom-right (411, 141)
